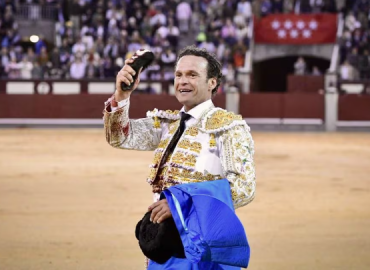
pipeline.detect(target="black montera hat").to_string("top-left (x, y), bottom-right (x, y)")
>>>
top-left (135, 211), bottom-right (185, 264)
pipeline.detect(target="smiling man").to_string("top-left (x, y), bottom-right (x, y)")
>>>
top-left (103, 46), bottom-right (256, 268)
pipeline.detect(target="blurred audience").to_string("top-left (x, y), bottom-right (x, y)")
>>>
top-left (339, 60), bottom-right (356, 80)
top-left (311, 66), bottom-right (322, 76)
top-left (294, 57), bottom-right (306, 75)
top-left (339, 0), bottom-right (370, 80)
top-left (0, 0), bottom-right (255, 92)
top-left (6, 0), bottom-right (362, 92)
top-left (0, 0), bottom-right (358, 88)
top-left (258, 0), bottom-right (337, 17)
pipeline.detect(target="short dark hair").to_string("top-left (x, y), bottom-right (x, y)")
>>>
top-left (176, 45), bottom-right (222, 96)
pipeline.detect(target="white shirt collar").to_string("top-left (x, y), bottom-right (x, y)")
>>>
top-left (180, 99), bottom-right (214, 120)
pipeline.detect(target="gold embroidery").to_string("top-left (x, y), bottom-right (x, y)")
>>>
top-left (169, 120), bottom-right (180, 134)
top-left (170, 167), bottom-right (180, 176)
top-left (172, 152), bottom-right (185, 164)
top-left (147, 109), bottom-right (180, 120)
top-left (185, 126), bottom-right (198, 136)
top-left (177, 139), bottom-right (202, 154)
top-left (222, 125), bottom-right (256, 209)
top-left (147, 137), bottom-right (172, 181)
top-left (182, 169), bottom-right (191, 178)
top-left (164, 153), bottom-right (173, 163)
top-left (156, 167), bottom-right (222, 183)
top-left (104, 115), bottom-right (110, 142)
top-left (177, 139), bottom-right (191, 149)
top-left (148, 168), bottom-right (157, 181)
top-left (168, 168), bottom-right (223, 183)
top-left (205, 110), bottom-right (243, 131)
top-left (152, 166), bottom-right (223, 192)
top-left (170, 152), bottom-right (198, 169)
top-left (191, 142), bottom-right (202, 153)
top-left (160, 166), bottom-right (169, 176)
top-left (206, 173), bottom-right (216, 181)
top-left (231, 189), bottom-right (238, 200)
top-left (193, 171), bottom-right (203, 179)
top-left (158, 138), bottom-right (170, 149)
top-left (184, 154), bottom-right (197, 168)
top-left (209, 133), bottom-right (216, 148)
top-left (152, 152), bottom-right (162, 165)
top-left (231, 188), bottom-right (250, 201)
top-left (153, 116), bottom-right (160, 129)
top-left (166, 109), bottom-right (180, 115)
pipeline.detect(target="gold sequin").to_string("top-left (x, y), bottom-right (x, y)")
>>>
top-left (190, 142), bottom-right (202, 153)
top-left (172, 152), bottom-right (185, 164)
top-left (169, 120), bottom-right (180, 134)
top-left (205, 110), bottom-right (242, 131)
top-left (177, 139), bottom-right (191, 149)
top-left (168, 168), bottom-right (223, 183)
top-left (152, 152), bottom-right (162, 165)
top-left (158, 138), bottom-right (170, 149)
top-left (160, 166), bottom-right (169, 176)
top-left (182, 169), bottom-right (192, 178)
top-left (166, 109), bottom-right (180, 115)
top-left (177, 139), bottom-right (202, 154)
top-left (184, 154), bottom-right (197, 167)
top-left (148, 168), bottom-right (157, 181)
top-left (153, 116), bottom-right (160, 129)
top-left (193, 171), bottom-right (203, 179)
top-left (209, 133), bottom-right (216, 148)
top-left (231, 189), bottom-right (238, 200)
top-left (170, 152), bottom-right (198, 169)
top-left (185, 126), bottom-right (199, 136)
top-left (152, 163), bottom-right (223, 192)
top-left (147, 109), bottom-right (180, 119)
top-left (205, 173), bottom-right (217, 181)
top-left (185, 155), bottom-right (197, 167)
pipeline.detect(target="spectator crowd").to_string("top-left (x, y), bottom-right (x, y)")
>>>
top-left (0, 0), bottom-right (369, 87)
top-left (0, 0), bottom-right (254, 91)
top-left (339, 0), bottom-right (370, 81)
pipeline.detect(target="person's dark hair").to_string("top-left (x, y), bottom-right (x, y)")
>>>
top-left (176, 45), bottom-right (222, 96)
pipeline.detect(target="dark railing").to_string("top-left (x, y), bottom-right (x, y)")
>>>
top-left (15, 4), bottom-right (57, 21)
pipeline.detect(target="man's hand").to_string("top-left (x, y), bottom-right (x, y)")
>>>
top-left (114, 58), bottom-right (142, 102)
top-left (148, 199), bottom-right (172, 224)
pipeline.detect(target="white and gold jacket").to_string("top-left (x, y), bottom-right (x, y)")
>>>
top-left (104, 98), bottom-right (256, 209)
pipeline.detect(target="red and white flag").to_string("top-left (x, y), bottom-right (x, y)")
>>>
top-left (254, 14), bottom-right (337, 44)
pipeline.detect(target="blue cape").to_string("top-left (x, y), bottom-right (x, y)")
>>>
top-left (148, 179), bottom-right (250, 270)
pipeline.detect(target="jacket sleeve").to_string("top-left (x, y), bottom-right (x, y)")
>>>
top-left (103, 98), bottom-right (162, 151)
top-left (219, 125), bottom-right (256, 209)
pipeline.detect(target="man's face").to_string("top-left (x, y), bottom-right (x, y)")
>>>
top-left (174, 55), bottom-right (215, 111)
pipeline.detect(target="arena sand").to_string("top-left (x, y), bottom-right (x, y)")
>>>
top-left (0, 129), bottom-right (369, 270)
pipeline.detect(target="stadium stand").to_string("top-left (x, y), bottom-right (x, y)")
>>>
top-left (0, 0), bottom-right (254, 93)
top-left (1, 0), bottom-right (370, 131)
top-left (0, 0), bottom-right (369, 88)
top-left (339, 0), bottom-right (370, 80)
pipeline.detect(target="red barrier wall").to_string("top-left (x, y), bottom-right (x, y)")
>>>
top-left (0, 94), bottom-right (226, 119)
top-left (283, 93), bottom-right (325, 119)
top-left (240, 93), bottom-right (283, 118)
top-left (1, 92), bottom-right (369, 121)
top-left (0, 94), bottom-right (107, 118)
top-left (338, 95), bottom-right (370, 121)
top-left (287, 75), bottom-right (325, 93)
top-left (239, 93), bottom-right (325, 119)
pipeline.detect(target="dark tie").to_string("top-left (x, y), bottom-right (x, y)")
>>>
top-left (161, 112), bottom-right (191, 163)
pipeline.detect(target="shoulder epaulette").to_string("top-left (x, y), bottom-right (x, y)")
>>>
top-left (200, 108), bottom-right (248, 134)
top-left (146, 108), bottom-right (180, 120)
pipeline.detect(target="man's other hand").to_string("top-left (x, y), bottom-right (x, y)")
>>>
top-left (148, 199), bottom-right (172, 224)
